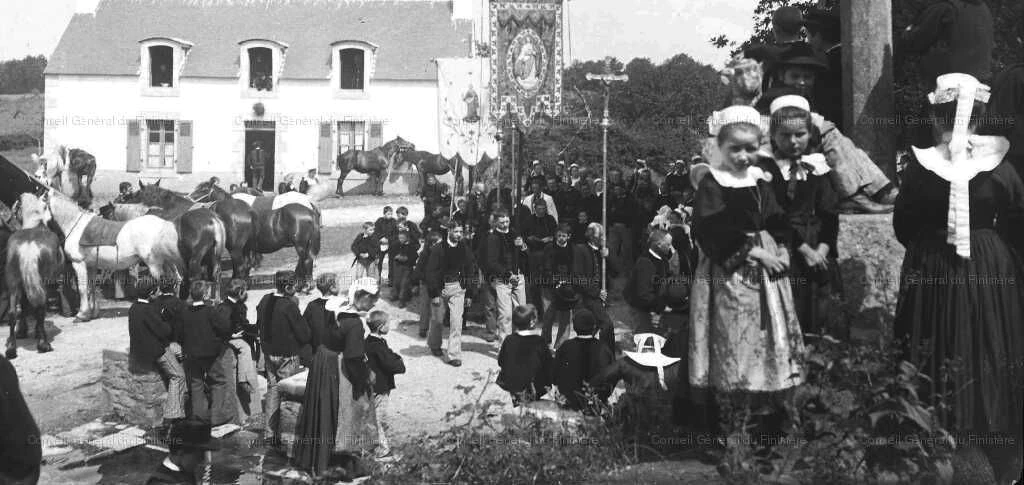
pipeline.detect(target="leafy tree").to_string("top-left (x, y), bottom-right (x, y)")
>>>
top-left (0, 56), bottom-right (47, 94)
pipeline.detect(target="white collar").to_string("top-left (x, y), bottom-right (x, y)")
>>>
top-left (588, 243), bottom-right (600, 251)
top-left (825, 43), bottom-right (840, 54)
top-left (514, 329), bottom-right (541, 336)
top-left (911, 136), bottom-right (1009, 182)
top-left (137, 298), bottom-right (150, 304)
top-left (273, 292), bottom-right (287, 298)
top-left (774, 153), bottom-right (830, 181)
top-left (447, 239), bottom-right (458, 248)
top-left (191, 302), bottom-right (204, 307)
top-left (708, 166), bottom-right (771, 188)
top-left (556, 242), bottom-right (568, 248)
top-left (574, 334), bottom-right (598, 340)
top-left (648, 249), bottom-right (663, 260)
top-left (227, 296), bottom-right (238, 304)
top-left (495, 227), bottom-right (509, 234)
top-left (162, 457), bottom-right (181, 472)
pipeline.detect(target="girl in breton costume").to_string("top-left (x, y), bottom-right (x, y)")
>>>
top-left (688, 105), bottom-right (805, 435)
top-left (759, 95), bottom-right (841, 337)
top-left (292, 278), bottom-right (379, 478)
top-left (894, 73), bottom-right (1024, 442)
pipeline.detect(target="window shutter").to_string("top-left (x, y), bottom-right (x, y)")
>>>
top-left (126, 120), bottom-right (141, 172)
top-left (318, 122), bottom-right (333, 174)
top-left (368, 122), bottom-right (383, 150)
top-left (176, 120), bottom-right (193, 173)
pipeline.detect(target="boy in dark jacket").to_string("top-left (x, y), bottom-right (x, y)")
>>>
top-left (217, 278), bottom-right (260, 412)
top-left (257, 270), bottom-right (312, 448)
top-left (365, 311), bottom-right (406, 460)
top-left (411, 229), bottom-right (442, 338)
top-left (154, 276), bottom-right (186, 326)
top-left (497, 305), bottom-right (553, 406)
top-left (175, 280), bottom-right (233, 424)
top-left (623, 229), bottom-right (674, 335)
top-left (129, 276), bottom-right (186, 426)
top-left (388, 228), bottom-right (420, 307)
top-left (554, 309), bottom-right (615, 411)
top-left (375, 206), bottom-right (398, 282)
top-left (351, 222), bottom-right (380, 280)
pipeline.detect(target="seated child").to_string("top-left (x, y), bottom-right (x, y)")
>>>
top-left (553, 309), bottom-right (615, 411)
top-left (496, 305), bottom-right (554, 407)
top-left (365, 311), bottom-right (406, 460)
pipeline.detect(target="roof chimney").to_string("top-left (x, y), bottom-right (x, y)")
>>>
top-left (452, 0), bottom-right (473, 21)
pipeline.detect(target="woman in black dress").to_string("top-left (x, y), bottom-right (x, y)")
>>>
top-left (894, 73), bottom-right (1024, 441)
top-left (292, 279), bottom-right (379, 477)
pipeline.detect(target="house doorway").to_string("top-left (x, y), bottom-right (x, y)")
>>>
top-left (244, 120), bottom-right (275, 191)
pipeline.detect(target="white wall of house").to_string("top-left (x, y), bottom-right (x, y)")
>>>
top-left (43, 73), bottom-right (439, 191)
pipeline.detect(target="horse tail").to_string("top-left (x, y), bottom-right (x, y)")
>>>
top-left (9, 237), bottom-right (46, 308)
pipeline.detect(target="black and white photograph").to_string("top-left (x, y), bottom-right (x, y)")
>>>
top-left (1, 0), bottom-right (1023, 483)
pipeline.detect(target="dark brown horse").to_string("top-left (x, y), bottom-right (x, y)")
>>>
top-left (203, 185), bottom-right (320, 291)
top-left (129, 182), bottom-right (227, 298)
top-left (2, 224), bottom-right (68, 358)
top-left (189, 181), bottom-right (258, 278)
top-left (336, 137), bottom-right (415, 196)
top-left (32, 146), bottom-right (97, 208)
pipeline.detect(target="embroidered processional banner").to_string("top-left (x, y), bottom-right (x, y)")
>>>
top-left (489, 0), bottom-right (563, 129)
top-left (437, 58), bottom-right (499, 166)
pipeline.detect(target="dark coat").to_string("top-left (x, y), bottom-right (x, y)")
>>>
top-left (0, 356), bottom-right (41, 484)
top-left (484, 230), bottom-right (527, 282)
top-left (216, 298), bottom-right (258, 360)
top-left (351, 233), bottom-right (380, 265)
top-left (374, 217), bottom-right (398, 243)
top-left (623, 251), bottom-right (672, 314)
top-left (395, 220), bottom-right (422, 243)
top-left (154, 293), bottom-right (187, 330)
top-left (365, 335), bottom-right (406, 395)
top-left (256, 294), bottom-right (312, 358)
top-left (425, 240), bottom-right (479, 298)
top-left (129, 300), bottom-right (173, 364)
top-left (571, 243), bottom-right (617, 300)
top-left (302, 298), bottom-right (334, 355)
top-left (388, 240), bottom-right (420, 268)
top-left (591, 357), bottom-right (683, 396)
top-left (410, 242), bottom-right (436, 286)
top-left (175, 303), bottom-right (231, 360)
top-left (554, 337), bottom-right (615, 410)
top-left (496, 333), bottom-right (553, 396)
top-left (902, 0), bottom-right (994, 83)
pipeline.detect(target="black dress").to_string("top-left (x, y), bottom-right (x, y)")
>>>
top-left (760, 156), bottom-right (841, 335)
top-left (291, 310), bottom-right (372, 476)
top-left (894, 153), bottom-right (1024, 438)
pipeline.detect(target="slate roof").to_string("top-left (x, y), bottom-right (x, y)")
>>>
top-left (46, 0), bottom-right (472, 80)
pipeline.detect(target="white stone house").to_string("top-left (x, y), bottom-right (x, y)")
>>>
top-left (43, 0), bottom-right (476, 193)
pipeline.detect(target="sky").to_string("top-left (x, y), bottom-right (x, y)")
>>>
top-left (0, 0), bottom-right (758, 69)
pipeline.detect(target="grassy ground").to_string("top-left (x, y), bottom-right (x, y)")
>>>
top-left (0, 93), bottom-right (43, 138)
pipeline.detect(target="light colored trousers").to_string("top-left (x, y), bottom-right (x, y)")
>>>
top-left (373, 393), bottom-right (391, 456)
top-left (155, 347), bottom-right (187, 420)
top-left (263, 355), bottom-right (301, 437)
top-left (429, 282), bottom-right (465, 360)
top-left (493, 275), bottom-right (526, 341)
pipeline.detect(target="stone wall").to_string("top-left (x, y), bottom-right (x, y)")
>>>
top-left (101, 349), bottom-right (166, 428)
top-left (836, 213), bottom-right (901, 341)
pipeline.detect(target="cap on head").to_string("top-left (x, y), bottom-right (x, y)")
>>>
top-left (772, 6), bottom-right (804, 34)
top-left (769, 94), bottom-right (811, 114)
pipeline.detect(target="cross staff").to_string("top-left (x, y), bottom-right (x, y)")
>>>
top-left (585, 59), bottom-right (628, 302)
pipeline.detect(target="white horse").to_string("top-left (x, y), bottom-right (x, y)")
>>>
top-left (31, 145), bottom-right (97, 208)
top-left (28, 191), bottom-right (184, 321)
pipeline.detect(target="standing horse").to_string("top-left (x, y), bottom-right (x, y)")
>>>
top-left (188, 181), bottom-right (257, 278)
top-left (32, 146), bottom-right (97, 208)
top-left (98, 202), bottom-right (158, 221)
top-left (206, 186), bottom-right (320, 291)
top-left (403, 151), bottom-right (467, 194)
top-left (336, 137), bottom-right (415, 196)
top-left (130, 182), bottom-right (228, 297)
top-left (2, 224), bottom-right (67, 358)
top-left (30, 192), bottom-right (184, 321)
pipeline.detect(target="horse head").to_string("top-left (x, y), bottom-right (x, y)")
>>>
top-left (188, 180), bottom-right (228, 203)
top-left (31, 150), bottom-right (64, 190)
top-left (383, 136), bottom-right (416, 156)
top-left (18, 192), bottom-right (53, 230)
top-left (98, 202), bottom-right (116, 220)
top-left (721, 54), bottom-right (763, 106)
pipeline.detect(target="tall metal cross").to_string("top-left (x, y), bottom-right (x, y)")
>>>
top-left (585, 58), bottom-right (628, 301)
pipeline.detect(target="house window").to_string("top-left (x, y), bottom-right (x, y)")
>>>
top-left (248, 47), bottom-right (273, 91)
top-left (149, 46), bottom-right (174, 87)
top-left (146, 119), bottom-right (175, 168)
top-left (338, 121), bottom-right (365, 153)
top-left (339, 48), bottom-right (364, 90)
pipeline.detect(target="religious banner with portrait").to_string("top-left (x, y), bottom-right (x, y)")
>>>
top-left (489, 0), bottom-right (564, 130)
top-left (436, 57), bottom-right (499, 166)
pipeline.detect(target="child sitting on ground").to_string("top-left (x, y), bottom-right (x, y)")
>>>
top-left (497, 305), bottom-right (554, 407)
top-left (365, 311), bottom-right (406, 460)
top-left (553, 309), bottom-right (615, 411)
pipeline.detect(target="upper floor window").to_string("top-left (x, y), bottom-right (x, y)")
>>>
top-left (149, 45), bottom-right (174, 87)
top-left (330, 41), bottom-right (376, 96)
top-left (339, 48), bottom-right (364, 90)
top-left (139, 37), bottom-right (192, 95)
top-left (248, 47), bottom-right (273, 91)
top-left (239, 40), bottom-right (287, 95)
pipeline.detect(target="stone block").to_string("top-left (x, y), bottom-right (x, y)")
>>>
top-left (101, 349), bottom-right (166, 428)
top-left (836, 214), bottom-right (901, 341)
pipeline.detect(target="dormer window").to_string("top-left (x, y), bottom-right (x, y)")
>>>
top-left (339, 48), bottom-right (364, 90)
top-left (330, 41), bottom-right (376, 97)
top-left (239, 39), bottom-right (287, 96)
top-left (149, 45), bottom-right (174, 87)
top-left (139, 37), bottom-right (192, 96)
